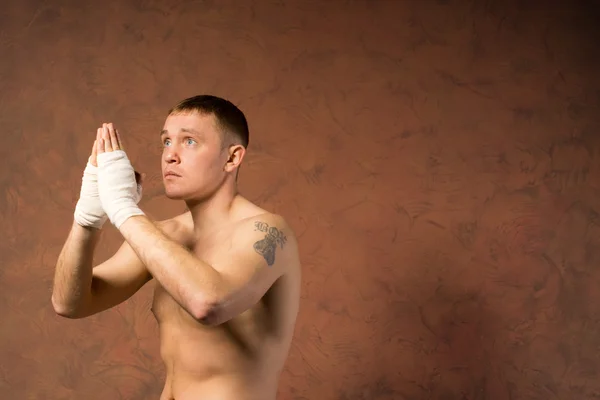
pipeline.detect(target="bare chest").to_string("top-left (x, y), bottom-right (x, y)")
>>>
top-left (149, 246), bottom-right (275, 363)
top-left (150, 234), bottom-right (231, 323)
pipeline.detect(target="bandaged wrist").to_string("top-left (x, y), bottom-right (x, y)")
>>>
top-left (74, 162), bottom-right (108, 229)
top-left (97, 150), bottom-right (144, 229)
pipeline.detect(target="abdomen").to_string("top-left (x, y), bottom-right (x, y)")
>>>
top-left (152, 283), bottom-right (286, 379)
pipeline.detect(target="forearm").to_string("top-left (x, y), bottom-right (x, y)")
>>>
top-left (51, 221), bottom-right (101, 317)
top-left (118, 215), bottom-right (222, 320)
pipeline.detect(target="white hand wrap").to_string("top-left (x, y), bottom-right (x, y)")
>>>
top-left (74, 162), bottom-right (108, 229)
top-left (97, 150), bottom-right (144, 229)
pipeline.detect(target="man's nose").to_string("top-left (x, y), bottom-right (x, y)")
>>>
top-left (164, 147), bottom-right (180, 163)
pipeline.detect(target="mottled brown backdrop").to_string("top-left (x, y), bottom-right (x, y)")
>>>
top-left (1, 0), bottom-right (599, 399)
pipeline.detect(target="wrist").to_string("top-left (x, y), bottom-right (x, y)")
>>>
top-left (71, 219), bottom-right (103, 241)
top-left (96, 150), bottom-right (144, 229)
top-left (111, 204), bottom-right (145, 230)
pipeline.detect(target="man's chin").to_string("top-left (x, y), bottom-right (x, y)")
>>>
top-left (164, 188), bottom-right (187, 200)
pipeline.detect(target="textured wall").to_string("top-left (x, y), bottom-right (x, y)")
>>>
top-left (1, 0), bottom-right (599, 399)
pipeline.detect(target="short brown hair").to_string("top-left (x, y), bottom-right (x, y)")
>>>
top-left (168, 95), bottom-right (249, 148)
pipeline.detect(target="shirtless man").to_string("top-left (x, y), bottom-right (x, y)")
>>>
top-left (51, 95), bottom-right (301, 400)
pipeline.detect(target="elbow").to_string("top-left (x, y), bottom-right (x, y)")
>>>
top-left (190, 296), bottom-right (224, 326)
top-left (51, 295), bottom-right (84, 319)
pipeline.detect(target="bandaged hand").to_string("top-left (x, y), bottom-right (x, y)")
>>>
top-left (74, 155), bottom-right (108, 229)
top-left (96, 123), bottom-right (145, 229)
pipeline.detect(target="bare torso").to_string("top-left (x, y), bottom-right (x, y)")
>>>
top-left (151, 206), bottom-right (301, 400)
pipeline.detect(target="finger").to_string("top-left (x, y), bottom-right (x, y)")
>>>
top-left (102, 124), bottom-right (110, 152)
top-left (89, 140), bottom-right (98, 167)
top-left (116, 129), bottom-right (124, 150)
top-left (95, 127), bottom-right (104, 155)
top-left (108, 123), bottom-right (119, 151)
top-left (97, 136), bottom-right (105, 154)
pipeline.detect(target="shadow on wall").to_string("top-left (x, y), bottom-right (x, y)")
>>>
top-left (333, 219), bottom-right (505, 400)
top-left (319, 134), bottom-right (600, 400)
top-left (280, 196), bottom-right (511, 399)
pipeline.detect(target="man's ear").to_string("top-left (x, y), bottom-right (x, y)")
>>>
top-left (225, 144), bottom-right (246, 172)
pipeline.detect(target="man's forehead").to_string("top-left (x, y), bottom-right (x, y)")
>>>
top-left (162, 112), bottom-right (217, 134)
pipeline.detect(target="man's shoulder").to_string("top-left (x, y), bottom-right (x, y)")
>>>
top-left (233, 212), bottom-right (298, 266)
top-left (236, 211), bottom-right (294, 241)
top-left (153, 208), bottom-right (297, 252)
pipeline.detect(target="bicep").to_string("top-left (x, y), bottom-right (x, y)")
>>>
top-left (84, 240), bottom-right (152, 315)
top-left (84, 219), bottom-right (180, 316)
top-left (91, 218), bottom-right (181, 290)
top-left (206, 260), bottom-right (281, 325)
top-left (210, 218), bottom-right (296, 322)
top-left (92, 240), bottom-right (152, 295)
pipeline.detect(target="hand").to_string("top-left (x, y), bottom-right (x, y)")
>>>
top-left (96, 123), bottom-right (145, 229)
top-left (73, 139), bottom-right (108, 229)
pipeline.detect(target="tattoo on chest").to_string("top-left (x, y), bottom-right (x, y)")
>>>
top-left (253, 221), bottom-right (287, 266)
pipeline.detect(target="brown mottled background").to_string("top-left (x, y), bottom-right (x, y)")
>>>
top-left (1, 0), bottom-right (599, 399)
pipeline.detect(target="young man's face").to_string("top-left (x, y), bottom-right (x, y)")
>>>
top-left (160, 111), bottom-right (231, 201)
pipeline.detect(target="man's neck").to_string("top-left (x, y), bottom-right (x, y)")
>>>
top-left (185, 183), bottom-right (239, 236)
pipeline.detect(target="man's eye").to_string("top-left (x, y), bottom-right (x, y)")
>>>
top-left (186, 138), bottom-right (196, 145)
